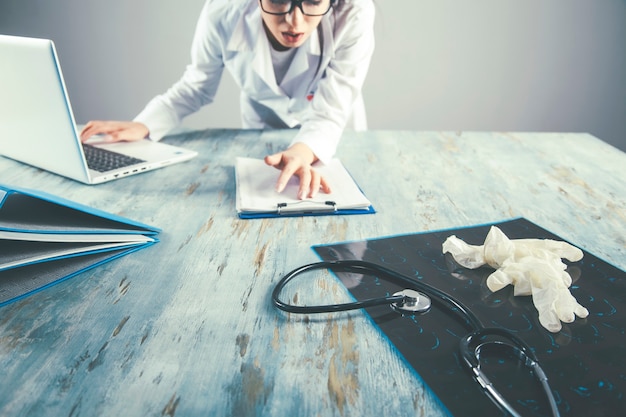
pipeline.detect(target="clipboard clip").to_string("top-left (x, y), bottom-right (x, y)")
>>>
top-left (276, 201), bottom-right (337, 215)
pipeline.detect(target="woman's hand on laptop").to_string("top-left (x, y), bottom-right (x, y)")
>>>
top-left (80, 121), bottom-right (149, 143)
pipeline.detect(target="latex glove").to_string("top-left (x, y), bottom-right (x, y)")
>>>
top-left (442, 226), bottom-right (588, 333)
top-left (441, 235), bottom-right (487, 269)
top-left (524, 258), bottom-right (589, 332)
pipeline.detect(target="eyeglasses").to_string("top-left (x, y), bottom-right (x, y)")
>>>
top-left (260, 0), bottom-right (333, 17)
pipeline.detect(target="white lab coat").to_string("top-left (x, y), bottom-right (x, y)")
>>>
top-left (134, 0), bottom-right (375, 163)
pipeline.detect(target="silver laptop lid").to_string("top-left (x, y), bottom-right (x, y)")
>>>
top-left (0, 35), bottom-right (90, 183)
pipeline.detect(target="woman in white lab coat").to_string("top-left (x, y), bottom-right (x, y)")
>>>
top-left (81, 0), bottom-right (375, 199)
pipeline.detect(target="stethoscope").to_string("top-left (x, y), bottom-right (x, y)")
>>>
top-left (272, 260), bottom-right (561, 417)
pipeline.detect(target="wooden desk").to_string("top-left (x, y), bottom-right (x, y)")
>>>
top-left (1, 130), bottom-right (624, 416)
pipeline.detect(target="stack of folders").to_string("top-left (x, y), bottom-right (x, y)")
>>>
top-left (235, 157), bottom-right (375, 218)
top-left (0, 184), bottom-right (160, 307)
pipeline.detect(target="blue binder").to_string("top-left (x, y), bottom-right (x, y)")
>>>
top-left (0, 184), bottom-right (160, 307)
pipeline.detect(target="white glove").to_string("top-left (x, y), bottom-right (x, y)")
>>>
top-left (442, 226), bottom-right (588, 333)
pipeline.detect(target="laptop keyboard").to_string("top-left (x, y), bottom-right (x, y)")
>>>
top-left (82, 144), bottom-right (146, 173)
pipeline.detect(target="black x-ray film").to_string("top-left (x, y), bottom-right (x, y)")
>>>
top-left (313, 218), bottom-right (625, 417)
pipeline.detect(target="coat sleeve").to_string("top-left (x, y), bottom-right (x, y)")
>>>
top-left (291, 0), bottom-right (376, 164)
top-left (134, 1), bottom-right (226, 140)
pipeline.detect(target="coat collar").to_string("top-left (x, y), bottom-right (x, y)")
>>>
top-left (226, 6), bottom-right (335, 92)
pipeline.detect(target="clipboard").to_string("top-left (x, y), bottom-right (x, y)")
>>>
top-left (0, 183), bottom-right (160, 307)
top-left (235, 157), bottom-right (375, 218)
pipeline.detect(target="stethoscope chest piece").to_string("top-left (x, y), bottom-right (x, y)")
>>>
top-left (391, 289), bottom-right (432, 314)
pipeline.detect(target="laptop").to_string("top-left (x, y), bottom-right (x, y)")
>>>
top-left (0, 35), bottom-right (198, 184)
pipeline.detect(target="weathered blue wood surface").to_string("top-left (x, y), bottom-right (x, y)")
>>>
top-left (1, 130), bottom-right (624, 416)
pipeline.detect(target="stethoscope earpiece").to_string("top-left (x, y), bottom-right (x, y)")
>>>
top-left (460, 328), bottom-right (556, 417)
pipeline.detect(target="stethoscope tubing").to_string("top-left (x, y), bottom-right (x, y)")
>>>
top-left (272, 259), bottom-right (561, 417)
top-left (272, 259), bottom-right (484, 329)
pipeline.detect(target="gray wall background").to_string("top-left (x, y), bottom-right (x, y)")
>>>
top-left (2, 0), bottom-right (625, 151)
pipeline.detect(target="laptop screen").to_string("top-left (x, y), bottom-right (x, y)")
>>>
top-left (0, 35), bottom-right (90, 183)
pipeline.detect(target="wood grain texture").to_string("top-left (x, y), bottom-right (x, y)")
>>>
top-left (1, 130), bottom-right (624, 416)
